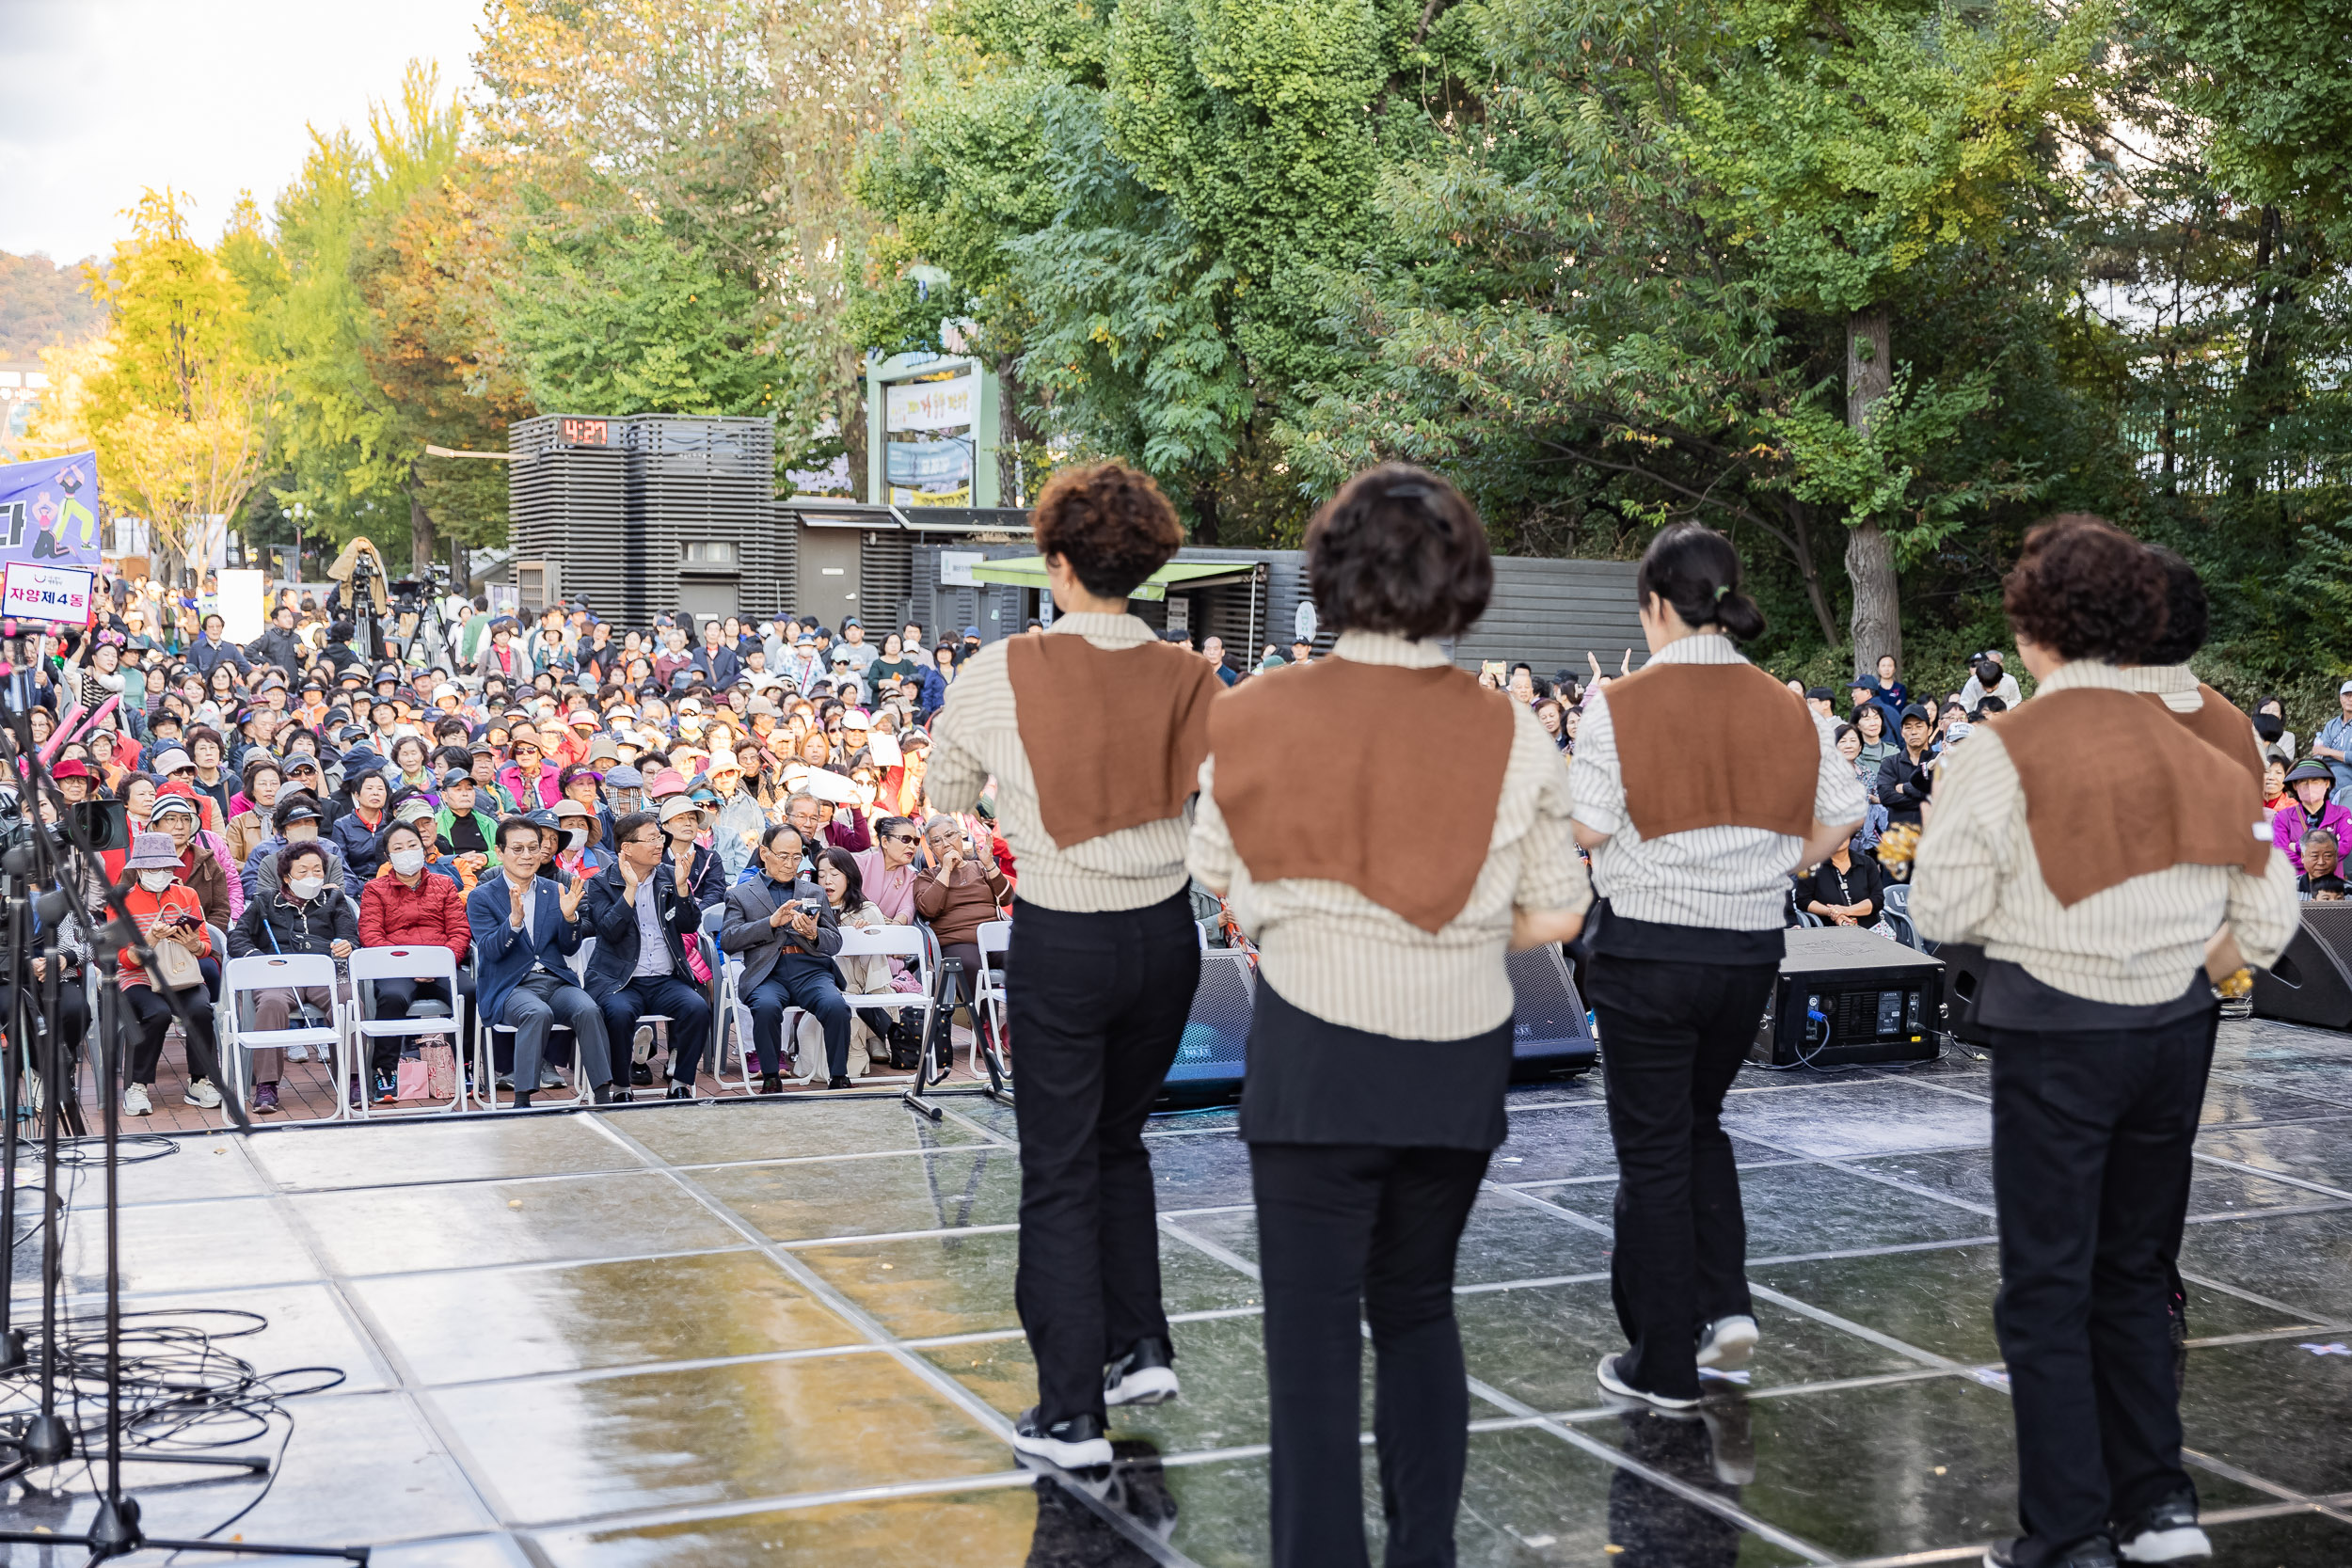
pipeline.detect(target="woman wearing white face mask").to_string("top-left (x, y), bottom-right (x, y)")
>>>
top-left (228, 842), bottom-right (358, 1115)
top-left (117, 832), bottom-right (227, 1117)
top-left (358, 821), bottom-right (473, 1105)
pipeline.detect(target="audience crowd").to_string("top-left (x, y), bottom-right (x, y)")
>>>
top-left (4, 566), bottom-right (2308, 1118)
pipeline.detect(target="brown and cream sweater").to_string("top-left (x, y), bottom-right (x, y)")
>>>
top-left (1188, 630), bottom-right (1590, 1040)
top-left (1912, 658), bottom-right (2297, 1005)
top-left (927, 613), bottom-right (1221, 912)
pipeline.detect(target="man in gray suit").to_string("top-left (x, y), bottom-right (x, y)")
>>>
top-left (722, 823), bottom-right (852, 1091)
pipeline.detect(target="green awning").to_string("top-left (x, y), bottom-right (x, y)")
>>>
top-left (966, 556), bottom-right (1257, 602)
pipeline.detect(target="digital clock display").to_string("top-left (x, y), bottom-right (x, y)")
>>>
top-left (558, 417), bottom-right (611, 447)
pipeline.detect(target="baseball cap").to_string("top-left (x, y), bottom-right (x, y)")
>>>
top-left (441, 768), bottom-right (474, 788)
top-left (150, 747), bottom-right (194, 775)
top-left (658, 795), bottom-right (702, 824)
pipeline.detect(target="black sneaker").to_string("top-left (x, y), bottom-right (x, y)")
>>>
top-left (1984, 1536), bottom-right (2119, 1568)
top-left (1012, 1406), bottom-right (1112, 1470)
top-left (2117, 1496), bottom-right (2210, 1563)
top-left (1104, 1337), bottom-right (1180, 1407)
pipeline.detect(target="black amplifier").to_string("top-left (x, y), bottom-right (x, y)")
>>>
top-left (1751, 926), bottom-right (1943, 1068)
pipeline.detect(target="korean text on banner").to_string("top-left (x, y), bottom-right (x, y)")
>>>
top-left (0, 451), bottom-right (103, 571)
top-left (2, 561), bottom-right (98, 626)
top-left (884, 374), bottom-right (977, 434)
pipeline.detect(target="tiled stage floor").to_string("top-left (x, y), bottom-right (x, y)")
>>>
top-left (4, 1017), bottom-right (2351, 1564)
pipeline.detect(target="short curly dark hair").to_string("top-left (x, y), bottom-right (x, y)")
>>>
top-left (1305, 464), bottom-right (1492, 641)
top-left (1030, 461), bottom-right (1185, 599)
top-left (2001, 515), bottom-right (2168, 664)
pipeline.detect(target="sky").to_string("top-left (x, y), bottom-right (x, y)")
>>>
top-left (0, 0), bottom-right (488, 262)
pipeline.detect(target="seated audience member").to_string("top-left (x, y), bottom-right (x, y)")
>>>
top-left (660, 796), bottom-right (727, 908)
top-left (852, 814), bottom-right (925, 924)
top-left (817, 845), bottom-right (919, 1073)
top-left (467, 816), bottom-right (614, 1107)
top-left (1876, 705), bottom-right (1938, 826)
top-left (359, 819), bottom-right (474, 1099)
top-left (2312, 680), bottom-right (2352, 804)
top-left (2261, 754), bottom-right (2290, 826)
top-left (1803, 838), bottom-right (1885, 926)
top-left (723, 824), bottom-right (850, 1092)
top-left (118, 832), bottom-right (225, 1117)
top-left (227, 841), bottom-right (358, 1114)
top-left (2274, 760), bottom-right (2352, 873)
top-left (2300, 831), bottom-right (2348, 900)
top-left (914, 812), bottom-right (1011, 1054)
top-left (584, 811), bottom-right (714, 1100)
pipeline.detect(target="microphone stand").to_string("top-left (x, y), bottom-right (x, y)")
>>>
top-left (0, 643), bottom-right (370, 1561)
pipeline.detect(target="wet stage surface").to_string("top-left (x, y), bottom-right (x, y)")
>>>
top-left (4, 1016), bottom-right (2351, 1564)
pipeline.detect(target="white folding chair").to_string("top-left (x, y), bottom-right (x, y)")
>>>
top-left (973, 919), bottom-right (1011, 1084)
top-left (347, 945), bottom-right (466, 1117)
top-left (218, 953), bottom-right (349, 1121)
top-left (721, 955), bottom-right (808, 1090)
top-left (619, 932), bottom-right (720, 1097)
top-left (474, 936), bottom-right (593, 1112)
top-left (837, 923), bottom-right (936, 1085)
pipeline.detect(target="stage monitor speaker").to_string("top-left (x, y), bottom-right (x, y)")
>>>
top-left (1937, 942), bottom-right (1995, 1046)
top-left (1752, 926), bottom-right (1942, 1068)
top-left (1160, 948), bottom-right (1257, 1106)
top-left (1507, 944), bottom-right (1597, 1081)
top-left (2251, 904), bottom-right (2352, 1030)
top-left (1156, 941), bottom-right (1601, 1106)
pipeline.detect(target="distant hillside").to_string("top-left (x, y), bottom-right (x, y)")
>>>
top-left (0, 251), bottom-right (104, 359)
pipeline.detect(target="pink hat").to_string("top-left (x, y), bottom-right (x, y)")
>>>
top-left (646, 768), bottom-right (690, 800)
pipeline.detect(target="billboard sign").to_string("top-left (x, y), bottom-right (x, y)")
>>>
top-left (0, 450), bottom-right (101, 570)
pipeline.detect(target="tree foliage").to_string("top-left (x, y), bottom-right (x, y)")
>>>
top-left (27, 191), bottom-right (278, 580)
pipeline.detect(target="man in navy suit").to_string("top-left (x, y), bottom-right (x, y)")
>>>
top-left (584, 811), bottom-right (713, 1100)
top-left (468, 816), bottom-right (614, 1107)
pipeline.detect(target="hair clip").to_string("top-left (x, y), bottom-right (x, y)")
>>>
top-left (1384, 480), bottom-right (1452, 535)
top-left (1713, 584), bottom-right (1730, 601)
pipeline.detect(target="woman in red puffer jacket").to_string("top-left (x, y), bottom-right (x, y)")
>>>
top-left (358, 820), bottom-right (474, 1098)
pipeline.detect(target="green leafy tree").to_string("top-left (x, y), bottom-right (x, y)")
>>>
top-left (1661, 0), bottom-right (2110, 665)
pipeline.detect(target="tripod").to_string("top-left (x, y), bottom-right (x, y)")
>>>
top-left (0, 647), bottom-right (369, 1563)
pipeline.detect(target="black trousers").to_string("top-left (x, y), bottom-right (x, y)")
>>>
top-left (1252, 1142), bottom-right (1489, 1568)
top-left (1986, 1010), bottom-right (2211, 1562)
top-left (370, 973), bottom-right (476, 1077)
top-left (121, 967), bottom-right (221, 1087)
top-left (1006, 893), bottom-right (1198, 1424)
top-left (597, 973), bottom-right (714, 1084)
top-left (0, 979), bottom-right (89, 1086)
top-left (1588, 954), bottom-right (1773, 1399)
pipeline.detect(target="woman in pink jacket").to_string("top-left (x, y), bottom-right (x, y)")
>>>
top-left (2273, 760), bottom-right (2352, 872)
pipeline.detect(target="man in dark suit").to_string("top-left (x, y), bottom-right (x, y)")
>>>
top-left (692, 620), bottom-right (742, 689)
top-left (467, 816), bottom-right (614, 1107)
top-left (584, 811), bottom-right (714, 1101)
top-left (722, 823), bottom-right (851, 1091)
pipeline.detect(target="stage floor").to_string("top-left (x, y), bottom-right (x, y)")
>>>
top-left (4, 1016), bottom-right (2352, 1565)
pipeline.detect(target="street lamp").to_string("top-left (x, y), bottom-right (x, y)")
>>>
top-left (288, 500), bottom-right (308, 586)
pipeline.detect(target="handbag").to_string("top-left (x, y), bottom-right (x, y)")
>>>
top-left (149, 933), bottom-right (204, 992)
top-left (681, 933), bottom-right (712, 986)
top-left (421, 1039), bottom-right (458, 1100)
top-left (395, 1057), bottom-right (432, 1101)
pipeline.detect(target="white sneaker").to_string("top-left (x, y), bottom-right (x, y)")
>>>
top-left (184, 1078), bottom-right (223, 1109)
top-left (285, 1043), bottom-right (311, 1064)
top-left (1697, 1315), bottom-right (1760, 1370)
top-left (123, 1083), bottom-right (152, 1117)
